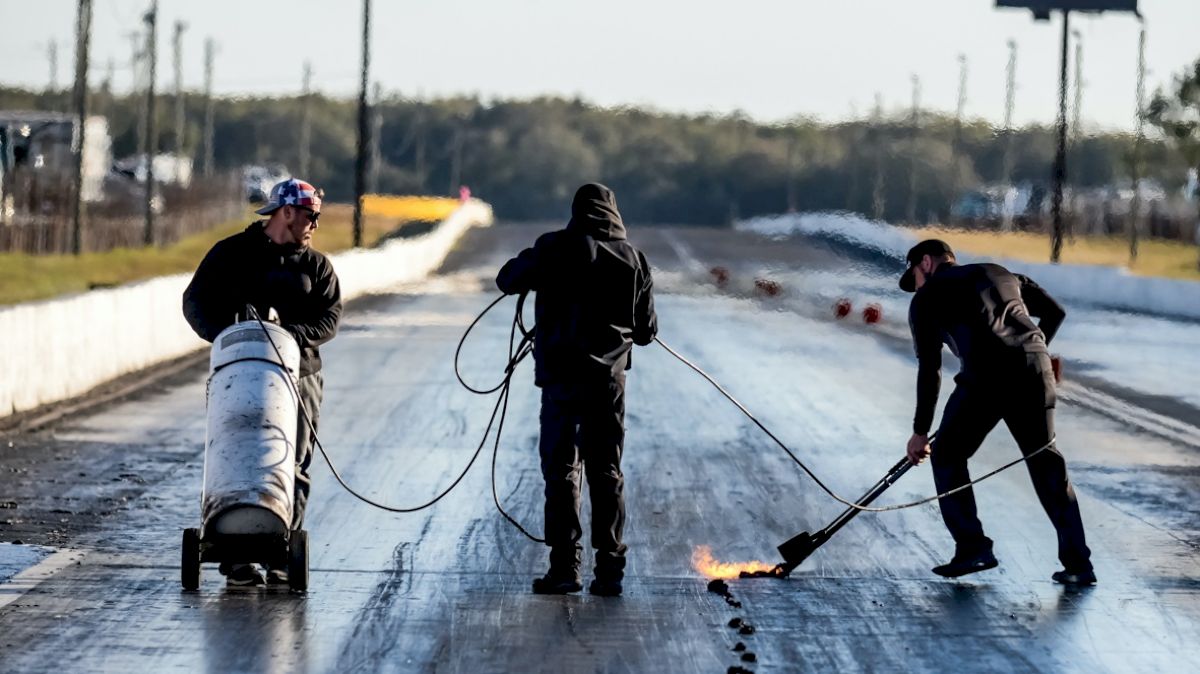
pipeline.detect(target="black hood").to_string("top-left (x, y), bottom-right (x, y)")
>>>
top-left (567, 183), bottom-right (626, 241)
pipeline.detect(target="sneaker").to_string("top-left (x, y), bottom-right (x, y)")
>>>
top-left (588, 578), bottom-right (623, 597)
top-left (265, 568), bottom-right (289, 586)
top-left (531, 573), bottom-right (582, 595)
top-left (224, 564), bottom-right (266, 587)
top-left (1052, 569), bottom-right (1097, 586)
top-left (932, 549), bottom-right (999, 578)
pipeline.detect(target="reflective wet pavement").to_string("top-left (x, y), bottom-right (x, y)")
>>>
top-left (0, 224), bottom-right (1196, 672)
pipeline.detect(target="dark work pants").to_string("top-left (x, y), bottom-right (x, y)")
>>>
top-left (539, 373), bottom-right (628, 580)
top-left (292, 371), bottom-right (323, 531)
top-left (931, 353), bottom-right (1092, 572)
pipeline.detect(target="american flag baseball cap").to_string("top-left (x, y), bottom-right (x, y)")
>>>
top-left (255, 178), bottom-right (323, 215)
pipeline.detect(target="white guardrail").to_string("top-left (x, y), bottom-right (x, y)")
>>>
top-left (0, 200), bottom-right (493, 418)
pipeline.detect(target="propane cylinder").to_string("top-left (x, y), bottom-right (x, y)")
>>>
top-left (202, 320), bottom-right (301, 536)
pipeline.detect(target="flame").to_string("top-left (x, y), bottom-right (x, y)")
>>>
top-left (691, 545), bottom-right (777, 580)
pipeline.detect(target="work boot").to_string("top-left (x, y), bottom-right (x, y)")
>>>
top-left (264, 567), bottom-right (289, 586)
top-left (1052, 568), bottom-right (1097, 586)
top-left (531, 571), bottom-right (582, 595)
top-left (222, 563), bottom-right (266, 587)
top-left (588, 577), bottom-right (623, 597)
top-left (932, 549), bottom-right (999, 578)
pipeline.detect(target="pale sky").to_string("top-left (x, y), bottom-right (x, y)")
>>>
top-left (1, 0), bottom-right (1196, 132)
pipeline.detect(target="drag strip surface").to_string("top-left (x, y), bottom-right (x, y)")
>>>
top-left (0, 224), bottom-right (1196, 672)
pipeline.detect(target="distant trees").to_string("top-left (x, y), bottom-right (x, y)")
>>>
top-left (2, 86), bottom-right (1192, 226)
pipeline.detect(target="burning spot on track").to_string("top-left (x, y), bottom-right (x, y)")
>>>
top-left (692, 545), bottom-right (776, 580)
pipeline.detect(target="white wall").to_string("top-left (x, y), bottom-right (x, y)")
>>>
top-left (0, 201), bottom-right (493, 418)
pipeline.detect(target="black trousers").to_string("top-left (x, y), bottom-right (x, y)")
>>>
top-left (292, 371), bottom-right (323, 531)
top-left (931, 353), bottom-right (1092, 571)
top-left (539, 374), bottom-right (628, 580)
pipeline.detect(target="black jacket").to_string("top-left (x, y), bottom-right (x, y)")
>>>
top-left (182, 222), bottom-right (342, 376)
top-left (496, 183), bottom-right (657, 387)
top-left (909, 262), bottom-right (1065, 434)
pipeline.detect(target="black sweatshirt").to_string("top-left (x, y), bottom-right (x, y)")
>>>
top-left (496, 183), bottom-right (657, 387)
top-left (908, 262), bottom-right (1065, 435)
top-left (182, 222), bottom-right (342, 376)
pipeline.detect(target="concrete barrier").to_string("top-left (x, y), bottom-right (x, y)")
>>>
top-left (0, 200), bottom-right (493, 418)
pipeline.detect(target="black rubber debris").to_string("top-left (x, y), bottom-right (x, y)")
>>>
top-left (742, 652), bottom-right (758, 663)
top-left (707, 579), bottom-right (730, 595)
top-left (739, 565), bottom-right (788, 579)
top-left (727, 666), bottom-right (754, 674)
top-left (728, 617), bottom-right (744, 629)
top-left (738, 624), bottom-right (756, 635)
top-left (733, 642), bottom-right (747, 652)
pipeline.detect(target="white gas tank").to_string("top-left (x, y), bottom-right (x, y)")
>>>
top-left (203, 320), bottom-right (301, 536)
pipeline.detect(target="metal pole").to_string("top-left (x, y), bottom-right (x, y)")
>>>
top-left (70, 0), bottom-right (93, 256)
top-left (1050, 10), bottom-right (1069, 263)
top-left (954, 54), bottom-right (967, 151)
top-left (48, 39), bottom-right (59, 95)
top-left (352, 0), bottom-right (371, 248)
top-left (172, 21), bottom-right (187, 155)
top-left (1130, 21), bottom-right (1146, 263)
top-left (1071, 30), bottom-right (1083, 145)
top-left (202, 38), bottom-right (214, 178)
top-left (369, 82), bottom-right (383, 194)
top-left (299, 61), bottom-right (312, 176)
top-left (143, 1), bottom-right (158, 247)
top-left (1002, 39), bottom-right (1017, 186)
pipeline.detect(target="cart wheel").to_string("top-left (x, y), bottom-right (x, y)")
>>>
top-left (288, 529), bottom-right (309, 593)
top-left (181, 528), bottom-right (201, 591)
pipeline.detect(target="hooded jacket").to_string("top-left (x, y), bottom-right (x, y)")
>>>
top-left (496, 183), bottom-right (657, 387)
top-left (182, 221), bottom-right (342, 377)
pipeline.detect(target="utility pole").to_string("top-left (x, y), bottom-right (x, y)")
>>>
top-left (48, 39), bottom-right (59, 95)
top-left (1002, 39), bottom-right (1017, 186)
top-left (369, 82), bottom-right (383, 194)
top-left (142, 1), bottom-right (158, 247)
top-left (70, 0), bottom-right (93, 256)
top-left (871, 93), bottom-right (885, 221)
top-left (1130, 21), bottom-right (1146, 262)
top-left (202, 38), bottom-right (215, 178)
top-left (1050, 10), bottom-right (1070, 263)
top-left (1071, 30), bottom-right (1084, 145)
top-left (906, 74), bottom-right (921, 224)
top-left (352, 0), bottom-right (371, 248)
top-left (299, 61), bottom-right (312, 176)
top-left (954, 54), bottom-right (968, 151)
top-left (172, 20), bottom-right (187, 155)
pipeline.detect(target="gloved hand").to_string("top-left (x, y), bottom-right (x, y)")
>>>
top-left (1050, 354), bottom-right (1063, 385)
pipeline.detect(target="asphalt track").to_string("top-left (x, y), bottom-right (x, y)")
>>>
top-left (0, 223), bottom-right (1197, 673)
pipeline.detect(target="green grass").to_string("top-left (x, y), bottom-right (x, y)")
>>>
top-left (0, 204), bottom-right (400, 307)
top-left (914, 227), bottom-right (1200, 282)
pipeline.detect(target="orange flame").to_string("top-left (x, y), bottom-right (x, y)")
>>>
top-left (691, 545), bottom-right (777, 580)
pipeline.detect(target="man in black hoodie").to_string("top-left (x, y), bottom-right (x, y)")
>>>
top-left (496, 183), bottom-right (658, 597)
top-left (182, 178), bottom-right (341, 587)
top-left (900, 239), bottom-right (1094, 586)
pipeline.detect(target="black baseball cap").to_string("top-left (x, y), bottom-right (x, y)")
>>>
top-left (899, 239), bottom-right (954, 292)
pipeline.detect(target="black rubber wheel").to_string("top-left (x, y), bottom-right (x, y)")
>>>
top-left (288, 529), bottom-right (309, 593)
top-left (181, 528), bottom-right (201, 591)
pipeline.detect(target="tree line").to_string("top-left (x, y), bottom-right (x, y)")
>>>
top-left (3, 80), bottom-right (1196, 227)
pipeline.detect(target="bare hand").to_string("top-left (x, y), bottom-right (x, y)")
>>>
top-left (907, 433), bottom-right (931, 466)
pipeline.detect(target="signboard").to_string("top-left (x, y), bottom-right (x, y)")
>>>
top-left (995, 1), bottom-right (1138, 11)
